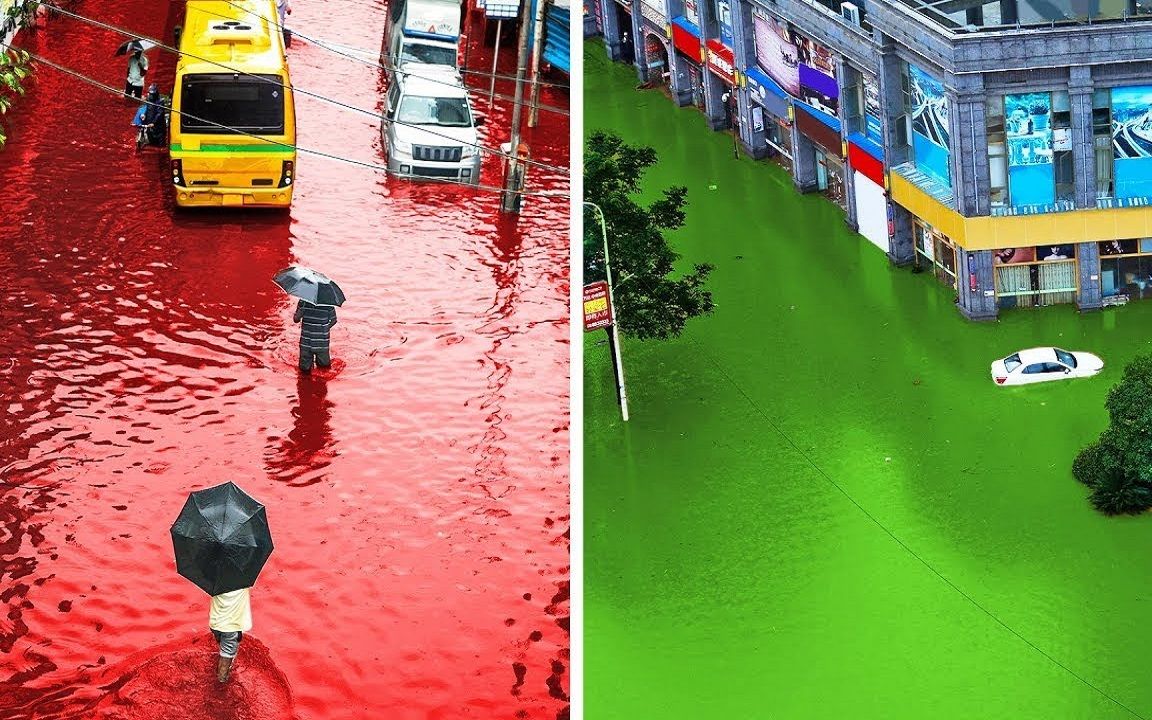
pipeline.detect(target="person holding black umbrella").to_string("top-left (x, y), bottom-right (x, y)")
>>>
top-left (210, 587), bottom-right (252, 682)
top-left (171, 482), bottom-right (274, 684)
top-left (294, 299), bottom-right (337, 372)
top-left (273, 266), bottom-right (347, 373)
top-left (124, 48), bottom-right (148, 99)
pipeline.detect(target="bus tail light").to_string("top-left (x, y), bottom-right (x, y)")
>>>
top-left (278, 160), bottom-right (294, 188)
top-left (171, 159), bottom-right (185, 186)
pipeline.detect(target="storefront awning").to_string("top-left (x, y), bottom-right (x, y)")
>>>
top-left (846, 132), bottom-right (884, 163)
top-left (670, 16), bottom-right (701, 39)
top-left (743, 67), bottom-right (788, 119)
top-left (794, 101), bottom-right (840, 133)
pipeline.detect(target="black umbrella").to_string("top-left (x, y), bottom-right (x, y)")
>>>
top-left (170, 482), bottom-right (274, 596)
top-left (273, 266), bottom-right (346, 307)
top-left (115, 38), bottom-right (158, 56)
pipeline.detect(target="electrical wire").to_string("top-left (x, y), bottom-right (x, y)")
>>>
top-left (212, 0), bottom-right (569, 89)
top-left (24, 51), bottom-right (569, 198)
top-left (38, 2), bottom-right (568, 174)
top-left (212, 0), bottom-right (570, 102)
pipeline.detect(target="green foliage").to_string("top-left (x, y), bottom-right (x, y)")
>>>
top-left (1076, 354), bottom-right (1152, 515)
top-left (0, 48), bottom-right (33, 149)
top-left (584, 130), bottom-right (714, 341)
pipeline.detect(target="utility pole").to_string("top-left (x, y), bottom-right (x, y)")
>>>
top-left (527, 0), bottom-right (548, 128)
top-left (583, 202), bottom-right (629, 421)
top-left (499, 0), bottom-right (534, 214)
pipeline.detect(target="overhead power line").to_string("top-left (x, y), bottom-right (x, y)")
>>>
top-left (215, 0), bottom-right (569, 93)
top-left (24, 51), bottom-right (569, 198)
top-left (38, 2), bottom-right (568, 175)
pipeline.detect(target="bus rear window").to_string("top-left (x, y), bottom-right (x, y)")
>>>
top-left (180, 74), bottom-right (286, 135)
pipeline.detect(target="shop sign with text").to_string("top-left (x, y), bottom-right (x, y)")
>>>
top-left (706, 39), bottom-right (735, 85)
top-left (583, 282), bottom-right (614, 331)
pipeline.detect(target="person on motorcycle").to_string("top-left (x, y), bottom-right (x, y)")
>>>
top-left (140, 84), bottom-right (167, 146)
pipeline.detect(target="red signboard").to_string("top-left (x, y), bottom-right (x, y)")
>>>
top-left (583, 281), bottom-right (614, 331)
top-left (705, 39), bottom-right (735, 85)
top-left (671, 23), bottom-right (701, 60)
top-left (847, 141), bottom-right (885, 187)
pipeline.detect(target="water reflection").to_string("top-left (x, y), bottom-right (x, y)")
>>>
top-left (265, 374), bottom-right (337, 487)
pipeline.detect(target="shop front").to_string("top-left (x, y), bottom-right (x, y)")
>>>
top-left (613, 0), bottom-right (636, 64)
top-left (637, 0), bottom-right (669, 87)
top-left (914, 220), bottom-right (958, 290)
top-left (1099, 239), bottom-right (1152, 303)
top-left (795, 104), bottom-right (845, 207)
top-left (991, 245), bottom-right (1079, 309)
top-left (705, 38), bottom-right (736, 128)
top-left (847, 139), bottom-right (888, 253)
top-left (670, 15), bottom-right (704, 109)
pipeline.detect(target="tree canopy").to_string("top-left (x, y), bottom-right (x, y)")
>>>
top-left (1073, 354), bottom-right (1152, 514)
top-left (584, 131), bottom-right (713, 341)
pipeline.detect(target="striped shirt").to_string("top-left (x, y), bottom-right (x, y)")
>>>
top-left (294, 300), bottom-right (337, 351)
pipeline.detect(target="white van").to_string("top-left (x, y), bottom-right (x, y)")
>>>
top-left (383, 0), bottom-right (462, 72)
top-left (383, 65), bottom-right (483, 183)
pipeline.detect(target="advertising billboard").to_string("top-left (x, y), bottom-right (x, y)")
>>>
top-left (1112, 85), bottom-right (1152, 201)
top-left (863, 73), bottom-right (882, 146)
top-left (1005, 92), bottom-right (1054, 206)
top-left (908, 63), bottom-right (951, 188)
top-left (716, 0), bottom-right (733, 45)
top-left (751, 13), bottom-right (838, 119)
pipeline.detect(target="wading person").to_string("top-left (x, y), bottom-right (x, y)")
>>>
top-left (125, 49), bottom-right (148, 99)
top-left (209, 587), bottom-right (252, 683)
top-left (294, 298), bottom-right (337, 372)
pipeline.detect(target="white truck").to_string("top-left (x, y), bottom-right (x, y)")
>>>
top-left (383, 0), bottom-right (463, 73)
top-left (382, 63), bottom-right (483, 184)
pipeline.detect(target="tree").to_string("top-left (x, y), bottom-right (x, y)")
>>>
top-left (584, 131), bottom-right (714, 341)
top-left (1073, 354), bottom-right (1152, 515)
top-left (0, 48), bottom-right (33, 151)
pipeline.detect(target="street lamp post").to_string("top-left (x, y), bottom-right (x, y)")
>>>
top-left (583, 201), bottom-right (630, 422)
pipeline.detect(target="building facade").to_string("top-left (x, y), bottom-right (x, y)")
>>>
top-left (592, 0), bottom-right (1152, 319)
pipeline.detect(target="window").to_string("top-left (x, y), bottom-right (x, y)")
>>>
top-left (843, 69), bottom-right (864, 136)
top-left (1003, 353), bottom-right (1022, 372)
top-left (1052, 91), bottom-right (1074, 204)
top-left (1098, 238), bottom-right (1152, 301)
top-left (986, 96), bottom-right (1007, 207)
top-left (1022, 364), bottom-right (1045, 374)
top-left (894, 63), bottom-right (912, 153)
top-left (1094, 89), bottom-right (1113, 200)
top-left (180, 74), bottom-right (286, 135)
top-left (396, 95), bottom-right (471, 127)
top-left (992, 244), bottom-right (1078, 309)
top-left (1054, 348), bottom-right (1077, 368)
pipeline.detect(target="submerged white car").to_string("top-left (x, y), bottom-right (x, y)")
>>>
top-left (991, 347), bottom-right (1104, 386)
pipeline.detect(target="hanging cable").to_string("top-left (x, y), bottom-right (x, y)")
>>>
top-left (23, 51), bottom-right (569, 198)
top-left (38, 2), bottom-right (568, 174)
top-left (213, 0), bottom-right (569, 96)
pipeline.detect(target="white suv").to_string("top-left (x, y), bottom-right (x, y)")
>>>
top-left (383, 65), bottom-right (483, 184)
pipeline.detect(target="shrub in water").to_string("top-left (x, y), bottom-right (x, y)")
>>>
top-left (1090, 472), bottom-right (1152, 516)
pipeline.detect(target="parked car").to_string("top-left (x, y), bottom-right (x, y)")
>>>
top-left (382, 64), bottom-right (483, 184)
top-left (990, 347), bottom-right (1104, 386)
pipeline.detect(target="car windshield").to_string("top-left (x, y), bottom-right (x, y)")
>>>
top-left (396, 95), bottom-right (471, 127)
top-left (401, 44), bottom-right (457, 67)
top-left (1003, 353), bottom-right (1022, 372)
top-left (1054, 348), bottom-right (1077, 368)
top-left (180, 73), bottom-right (285, 135)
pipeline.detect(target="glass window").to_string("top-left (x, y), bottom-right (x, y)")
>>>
top-left (1054, 348), bottom-right (1076, 368)
top-left (844, 68), bottom-right (863, 135)
top-left (396, 95), bottom-right (472, 127)
top-left (180, 73), bottom-right (286, 135)
top-left (1094, 91), bottom-right (1113, 200)
top-left (987, 96), bottom-right (1007, 207)
top-left (1004, 353), bottom-right (1022, 372)
top-left (1022, 364), bottom-right (1045, 374)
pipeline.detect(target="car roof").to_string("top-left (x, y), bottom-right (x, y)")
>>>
top-left (398, 69), bottom-right (468, 97)
top-left (1011, 347), bottom-right (1061, 364)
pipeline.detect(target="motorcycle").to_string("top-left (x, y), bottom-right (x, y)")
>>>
top-left (132, 95), bottom-right (171, 151)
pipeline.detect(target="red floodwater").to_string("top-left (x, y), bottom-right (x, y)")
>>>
top-left (0, 1), bottom-right (570, 718)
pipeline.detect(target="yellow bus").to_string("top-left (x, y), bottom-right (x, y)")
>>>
top-left (170, 0), bottom-right (296, 208)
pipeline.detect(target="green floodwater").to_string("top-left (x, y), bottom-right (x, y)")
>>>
top-left (583, 43), bottom-right (1152, 719)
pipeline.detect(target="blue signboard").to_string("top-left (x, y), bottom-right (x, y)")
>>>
top-left (1112, 86), bottom-right (1152, 201)
top-left (1005, 92), bottom-right (1054, 206)
top-left (716, 0), bottom-right (733, 45)
top-left (863, 73), bottom-right (883, 146)
top-left (908, 63), bottom-right (951, 188)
